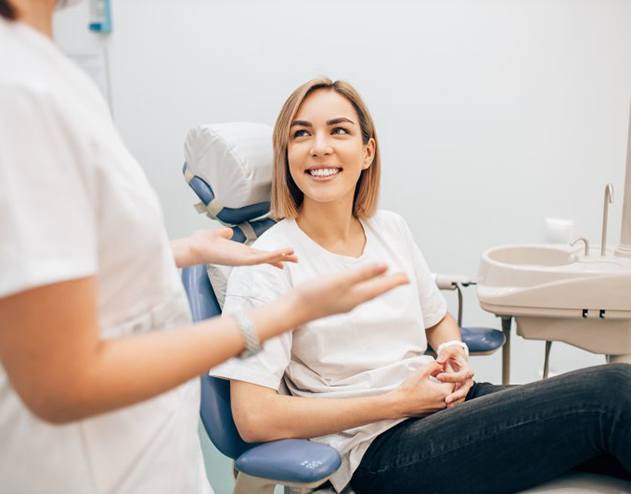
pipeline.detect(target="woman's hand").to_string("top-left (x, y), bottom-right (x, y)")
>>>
top-left (172, 227), bottom-right (298, 269)
top-left (435, 346), bottom-right (474, 408)
top-left (386, 361), bottom-right (454, 419)
top-left (292, 263), bottom-right (409, 322)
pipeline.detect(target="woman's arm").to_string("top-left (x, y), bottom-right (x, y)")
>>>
top-left (0, 264), bottom-right (407, 424)
top-left (425, 312), bottom-right (464, 354)
top-left (231, 361), bottom-right (453, 442)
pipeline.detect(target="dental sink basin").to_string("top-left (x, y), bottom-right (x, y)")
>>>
top-left (487, 245), bottom-right (577, 267)
top-left (477, 244), bottom-right (631, 363)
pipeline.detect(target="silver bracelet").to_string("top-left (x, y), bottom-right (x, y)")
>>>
top-left (233, 312), bottom-right (262, 359)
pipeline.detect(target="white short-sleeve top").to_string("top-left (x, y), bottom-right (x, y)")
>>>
top-left (0, 20), bottom-right (210, 494)
top-left (211, 211), bottom-right (447, 492)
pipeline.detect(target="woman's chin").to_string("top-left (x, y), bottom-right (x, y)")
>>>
top-left (301, 190), bottom-right (355, 207)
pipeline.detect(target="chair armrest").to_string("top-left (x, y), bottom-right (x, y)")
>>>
top-left (235, 438), bottom-right (341, 485)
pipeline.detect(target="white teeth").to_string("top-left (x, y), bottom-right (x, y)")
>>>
top-left (309, 168), bottom-right (340, 177)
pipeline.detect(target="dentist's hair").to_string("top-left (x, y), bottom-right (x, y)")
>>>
top-left (0, 0), bottom-right (16, 20)
top-left (271, 78), bottom-right (381, 219)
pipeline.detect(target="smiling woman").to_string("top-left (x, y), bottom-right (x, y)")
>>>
top-left (272, 78), bottom-right (380, 219)
top-left (209, 78), bottom-right (631, 494)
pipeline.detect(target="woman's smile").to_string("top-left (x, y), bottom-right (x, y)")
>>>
top-left (306, 166), bottom-right (343, 181)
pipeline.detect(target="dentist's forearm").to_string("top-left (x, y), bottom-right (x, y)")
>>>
top-left (60, 295), bottom-right (310, 423)
top-left (0, 275), bottom-right (309, 424)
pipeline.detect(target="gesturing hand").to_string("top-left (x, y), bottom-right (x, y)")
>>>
top-left (173, 228), bottom-right (299, 269)
top-left (435, 346), bottom-right (474, 408)
top-left (295, 263), bottom-right (409, 322)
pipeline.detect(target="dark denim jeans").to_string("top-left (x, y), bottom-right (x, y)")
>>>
top-left (351, 364), bottom-right (631, 494)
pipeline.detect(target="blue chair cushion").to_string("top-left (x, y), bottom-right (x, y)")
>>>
top-left (235, 439), bottom-right (342, 484)
top-left (460, 327), bottom-right (506, 353)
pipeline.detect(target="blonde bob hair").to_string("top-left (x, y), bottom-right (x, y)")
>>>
top-left (271, 78), bottom-right (381, 219)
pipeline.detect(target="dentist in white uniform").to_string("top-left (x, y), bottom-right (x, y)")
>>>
top-left (0, 1), bottom-right (408, 492)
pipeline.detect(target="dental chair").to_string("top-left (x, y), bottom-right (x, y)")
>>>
top-left (181, 123), bottom-right (630, 494)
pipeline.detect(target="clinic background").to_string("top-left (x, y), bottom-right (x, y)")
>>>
top-left (53, 1), bottom-right (631, 489)
top-left (55, 0), bottom-right (631, 486)
top-left (53, 0), bottom-right (631, 386)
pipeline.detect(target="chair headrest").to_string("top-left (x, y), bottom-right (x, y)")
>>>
top-left (183, 122), bottom-right (274, 227)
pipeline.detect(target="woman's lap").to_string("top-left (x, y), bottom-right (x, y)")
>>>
top-left (351, 363), bottom-right (631, 494)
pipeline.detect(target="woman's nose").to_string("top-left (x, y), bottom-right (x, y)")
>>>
top-left (310, 132), bottom-right (333, 157)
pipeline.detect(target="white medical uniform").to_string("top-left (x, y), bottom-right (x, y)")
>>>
top-left (0, 20), bottom-right (211, 494)
top-left (211, 210), bottom-right (448, 492)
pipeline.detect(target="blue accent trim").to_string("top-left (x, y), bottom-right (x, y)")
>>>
top-left (235, 439), bottom-right (342, 484)
top-left (188, 174), bottom-right (270, 224)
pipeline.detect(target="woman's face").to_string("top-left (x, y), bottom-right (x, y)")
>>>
top-left (287, 89), bottom-right (375, 209)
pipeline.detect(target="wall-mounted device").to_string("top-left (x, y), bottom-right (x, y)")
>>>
top-left (88, 0), bottom-right (112, 33)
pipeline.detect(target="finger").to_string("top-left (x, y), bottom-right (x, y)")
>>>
top-left (252, 249), bottom-right (298, 265)
top-left (272, 247), bottom-right (296, 257)
top-left (446, 397), bottom-right (466, 408)
top-left (339, 263), bottom-right (390, 287)
top-left (419, 361), bottom-right (445, 379)
top-left (219, 227), bottom-right (234, 239)
top-left (436, 346), bottom-right (464, 364)
top-left (436, 368), bottom-right (474, 383)
top-left (445, 386), bottom-right (469, 405)
top-left (353, 272), bottom-right (409, 301)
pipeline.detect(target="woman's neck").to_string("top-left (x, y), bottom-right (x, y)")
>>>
top-left (297, 196), bottom-right (366, 257)
top-left (13, 0), bottom-right (56, 38)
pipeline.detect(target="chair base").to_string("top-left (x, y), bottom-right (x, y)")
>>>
top-left (234, 472), bottom-right (330, 494)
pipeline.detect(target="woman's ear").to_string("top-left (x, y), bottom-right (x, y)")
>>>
top-left (362, 137), bottom-right (376, 170)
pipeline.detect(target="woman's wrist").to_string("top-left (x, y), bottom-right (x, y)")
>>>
top-left (382, 388), bottom-right (408, 420)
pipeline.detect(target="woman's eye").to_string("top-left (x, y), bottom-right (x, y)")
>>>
top-left (332, 127), bottom-right (349, 135)
top-left (293, 129), bottom-right (309, 138)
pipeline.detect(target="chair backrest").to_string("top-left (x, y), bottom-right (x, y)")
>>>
top-left (181, 264), bottom-right (257, 460)
top-left (180, 123), bottom-right (277, 459)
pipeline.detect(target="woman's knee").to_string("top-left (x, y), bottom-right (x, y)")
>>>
top-left (588, 363), bottom-right (631, 400)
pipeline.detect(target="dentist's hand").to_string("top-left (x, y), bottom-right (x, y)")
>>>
top-left (172, 228), bottom-right (298, 269)
top-left (435, 347), bottom-right (474, 408)
top-left (294, 263), bottom-right (409, 321)
top-left (386, 361), bottom-right (454, 419)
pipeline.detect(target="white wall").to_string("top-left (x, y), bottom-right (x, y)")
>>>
top-left (54, 0), bottom-right (631, 385)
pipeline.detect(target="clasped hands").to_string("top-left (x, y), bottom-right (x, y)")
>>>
top-left (391, 347), bottom-right (474, 418)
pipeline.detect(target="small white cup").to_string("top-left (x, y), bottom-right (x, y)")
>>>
top-left (545, 218), bottom-right (574, 244)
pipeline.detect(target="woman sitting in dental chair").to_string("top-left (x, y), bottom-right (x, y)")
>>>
top-left (210, 78), bottom-right (631, 494)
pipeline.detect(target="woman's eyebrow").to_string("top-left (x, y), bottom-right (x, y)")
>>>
top-left (327, 117), bottom-right (355, 126)
top-left (290, 120), bottom-right (312, 128)
top-left (290, 117), bottom-right (356, 128)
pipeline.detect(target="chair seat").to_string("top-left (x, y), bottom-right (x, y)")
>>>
top-left (461, 326), bottom-right (506, 354)
top-left (235, 439), bottom-right (341, 484)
